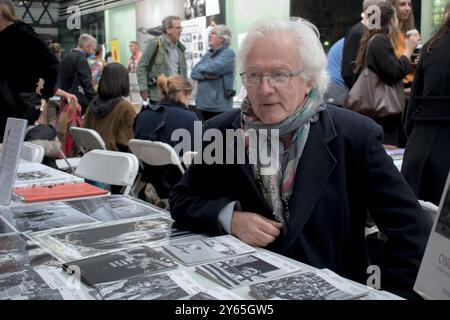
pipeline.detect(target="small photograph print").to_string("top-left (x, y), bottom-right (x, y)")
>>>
top-left (16, 171), bottom-right (52, 181)
top-left (0, 202), bottom-right (96, 233)
top-left (435, 182), bottom-right (450, 240)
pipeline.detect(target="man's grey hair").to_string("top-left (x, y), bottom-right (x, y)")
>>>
top-left (78, 34), bottom-right (97, 49)
top-left (363, 0), bottom-right (385, 12)
top-left (211, 24), bottom-right (232, 46)
top-left (162, 15), bottom-right (181, 34)
top-left (237, 18), bottom-right (329, 96)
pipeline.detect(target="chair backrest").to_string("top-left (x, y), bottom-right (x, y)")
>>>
top-left (21, 142), bottom-right (45, 163)
top-left (75, 150), bottom-right (139, 195)
top-left (419, 200), bottom-right (439, 223)
top-left (128, 139), bottom-right (185, 174)
top-left (70, 127), bottom-right (106, 154)
top-left (182, 151), bottom-right (197, 168)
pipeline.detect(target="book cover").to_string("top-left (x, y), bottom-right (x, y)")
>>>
top-left (95, 271), bottom-right (201, 300)
top-left (0, 202), bottom-right (97, 233)
top-left (14, 162), bottom-right (83, 188)
top-left (65, 195), bottom-right (167, 222)
top-left (63, 246), bottom-right (178, 287)
top-left (249, 269), bottom-right (368, 300)
top-left (195, 251), bottom-right (301, 289)
top-left (13, 182), bottom-right (109, 203)
top-left (163, 235), bottom-right (255, 266)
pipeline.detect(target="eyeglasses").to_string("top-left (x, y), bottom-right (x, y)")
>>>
top-left (240, 71), bottom-right (303, 87)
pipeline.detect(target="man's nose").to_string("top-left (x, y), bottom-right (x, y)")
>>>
top-left (259, 76), bottom-right (275, 94)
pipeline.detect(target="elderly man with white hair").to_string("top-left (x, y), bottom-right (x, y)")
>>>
top-left (170, 18), bottom-right (430, 299)
top-left (191, 24), bottom-right (236, 120)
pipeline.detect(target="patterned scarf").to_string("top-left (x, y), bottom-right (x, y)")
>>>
top-left (241, 89), bottom-right (325, 228)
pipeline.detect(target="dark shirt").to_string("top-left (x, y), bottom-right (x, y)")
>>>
top-left (341, 22), bottom-right (365, 88)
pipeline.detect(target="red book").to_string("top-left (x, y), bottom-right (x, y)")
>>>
top-left (13, 183), bottom-right (109, 203)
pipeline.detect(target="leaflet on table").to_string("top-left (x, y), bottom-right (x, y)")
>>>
top-left (32, 216), bottom-right (196, 262)
top-left (63, 246), bottom-right (178, 287)
top-left (162, 235), bottom-right (256, 266)
top-left (195, 251), bottom-right (302, 289)
top-left (249, 269), bottom-right (368, 300)
top-left (0, 201), bottom-right (96, 234)
top-left (14, 162), bottom-right (84, 188)
top-left (95, 271), bottom-right (202, 300)
top-left (0, 266), bottom-right (92, 300)
top-left (185, 286), bottom-right (244, 300)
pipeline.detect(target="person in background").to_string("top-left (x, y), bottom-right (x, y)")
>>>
top-left (49, 42), bottom-right (62, 61)
top-left (354, 2), bottom-right (419, 146)
top-left (402, 3), bottom-right (450, 206)
top-left (170, 18), bottom-right (430, 299)
top-left (128, 41), bottom-right (142, 74)
top-left (0, 0), bottom-right (59, 139)
top-left (134, 75), bottom-right (198, 201)
top-left (83, 63), bottom-right (136, 152)
top-left (88, 44), bottom-right (106, 92)
top-left (191, 24), bottom-right (236, 121)
top-left (323, 38), bottom-right (348, 107)
top-left (59, 33), bottom-right (97, 114)
top-left (341, 0), bottom-right (386, 89)
top-left (137, 16), bottom-right (186, 104)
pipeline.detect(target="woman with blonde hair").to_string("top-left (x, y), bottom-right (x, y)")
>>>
top-left (134, 75), bottom-right (198, 200)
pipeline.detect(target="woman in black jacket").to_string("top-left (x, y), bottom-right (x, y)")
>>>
top-left (401, 4), bottom-right (450, 206)
top-left (354, 1), bottom-right (419, 146)
top-left (0, 0), bottom-right (59, 140)
top-left (134, 75), bottom-right (198, 200)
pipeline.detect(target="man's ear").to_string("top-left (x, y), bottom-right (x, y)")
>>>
top-left (305, 80), bottom-right (314, 95)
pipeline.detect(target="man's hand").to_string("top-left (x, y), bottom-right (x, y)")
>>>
top-left (231, 211), bottom-right (283, 247)
top-left (140, 90), bottom-right (150, 101)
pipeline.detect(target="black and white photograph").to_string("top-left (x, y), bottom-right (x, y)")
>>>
top-left (0, 269), bottom-right (62, 300)
top-left (15, 163), bottom-right (83, 188)
top-left (96, 271), bottom-right (200, 300)
top-left (16, 170), bottom-right (52, 181)
top-left (63, 246), bottom-right (178, 287)
top-left (163, 235), bottom-right (255, 266)
top-left (249, 271), bottom-right (360, 300)
top-left (0, 233), bottom-right (59, 275)
top-left (435, 183), bottom-right (450, 240)
top-left (66, 195), bottom-right (165, 222)
top-left (0, 202), bottom-right (96, 233)
top-left (48, 217), bottom-right (190, 260)
top-left (195, 252), bottom-right (301, 288)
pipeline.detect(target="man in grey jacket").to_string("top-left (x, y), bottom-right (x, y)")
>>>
top-left (137, 16), bottom-right (187, 104)
top-left (191, 24), bottom-right (236, 120)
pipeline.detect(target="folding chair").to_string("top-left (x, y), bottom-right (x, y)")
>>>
top-left (182, 151), bottom-right (198, 168)
top-left (20, 142), bottom-right (45, 163)
top-left (75, 150), bottom-right (139, 196)
top-left (70, 127), bottom-right (106, 154)
top-left (419, 200), bottom-right (439, 223)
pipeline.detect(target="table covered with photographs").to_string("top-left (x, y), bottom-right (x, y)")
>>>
top-left (0, 195), bottom-right (402, 300)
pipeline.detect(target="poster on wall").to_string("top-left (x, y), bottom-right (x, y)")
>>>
top-left (111, 39), bottom-right (121, 63)
top-left (414, 171), bottom-right (450, 299)
top-left (205, 0), bottom-right (220, 16)
top-left (180, 16), bottom-right (208, 79)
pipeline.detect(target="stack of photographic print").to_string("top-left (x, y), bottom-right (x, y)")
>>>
top-left (31, 216), bottom-right (195, 262)
top-left (14, 162), bottom-right (83, 188)
top-left (63, 246), bottom-right (178, 287)
top-left (0, 202), bottom-right (96, 233)
top-left (94, 271), bottom-right (202, 300)
top-left (195, 251), bottom-right (301, 289)
top-left (65, 195), bottom-right (168, 222)
top-left (249, 269), bottom-right (369, 300)
top-left (162, 235), bottom-right (255, 266)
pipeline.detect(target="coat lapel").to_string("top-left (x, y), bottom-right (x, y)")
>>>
top-left (282, 109), bottom-right (337, 250)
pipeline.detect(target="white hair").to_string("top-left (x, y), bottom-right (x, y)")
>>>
top-left (237, 18), bottom-right (329, 96)
top-left (78, 34), bottom-right (97, 49)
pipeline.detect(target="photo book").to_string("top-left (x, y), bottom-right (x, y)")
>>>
top-left (162, 235), bottom-right (255, 266)
top-left (63, 246), bottom-right (178, 287)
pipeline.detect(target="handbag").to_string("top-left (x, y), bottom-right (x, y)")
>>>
top-left (344, 35), bottom-right (405, 119)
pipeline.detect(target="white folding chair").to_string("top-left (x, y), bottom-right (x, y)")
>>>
top-left (182, 151), bottom-right (198, 168)
top-left (70, 127), bottom-right (106, 154)
top-left (419, 200), bottom-right (439, 223)
top-left (75, 150), bottom-right (139, 196)
top-left (20, 142), bottom-right (45, 163)
top-left (128, 139), bottom-right (185, 174)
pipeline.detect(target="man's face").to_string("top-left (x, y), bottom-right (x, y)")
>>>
top-left (85, 43), bottom-right (96, 56)
top-left (209, 32), bottom-right (224, 49)
top-left (397, 0), bottom-right (412, 22)
top-left (129, 43), bottom-right (138, 54)
top-left (167, 19), bottom-right (183, 42)
top-left (244, 32), bottom-right (313, 124)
